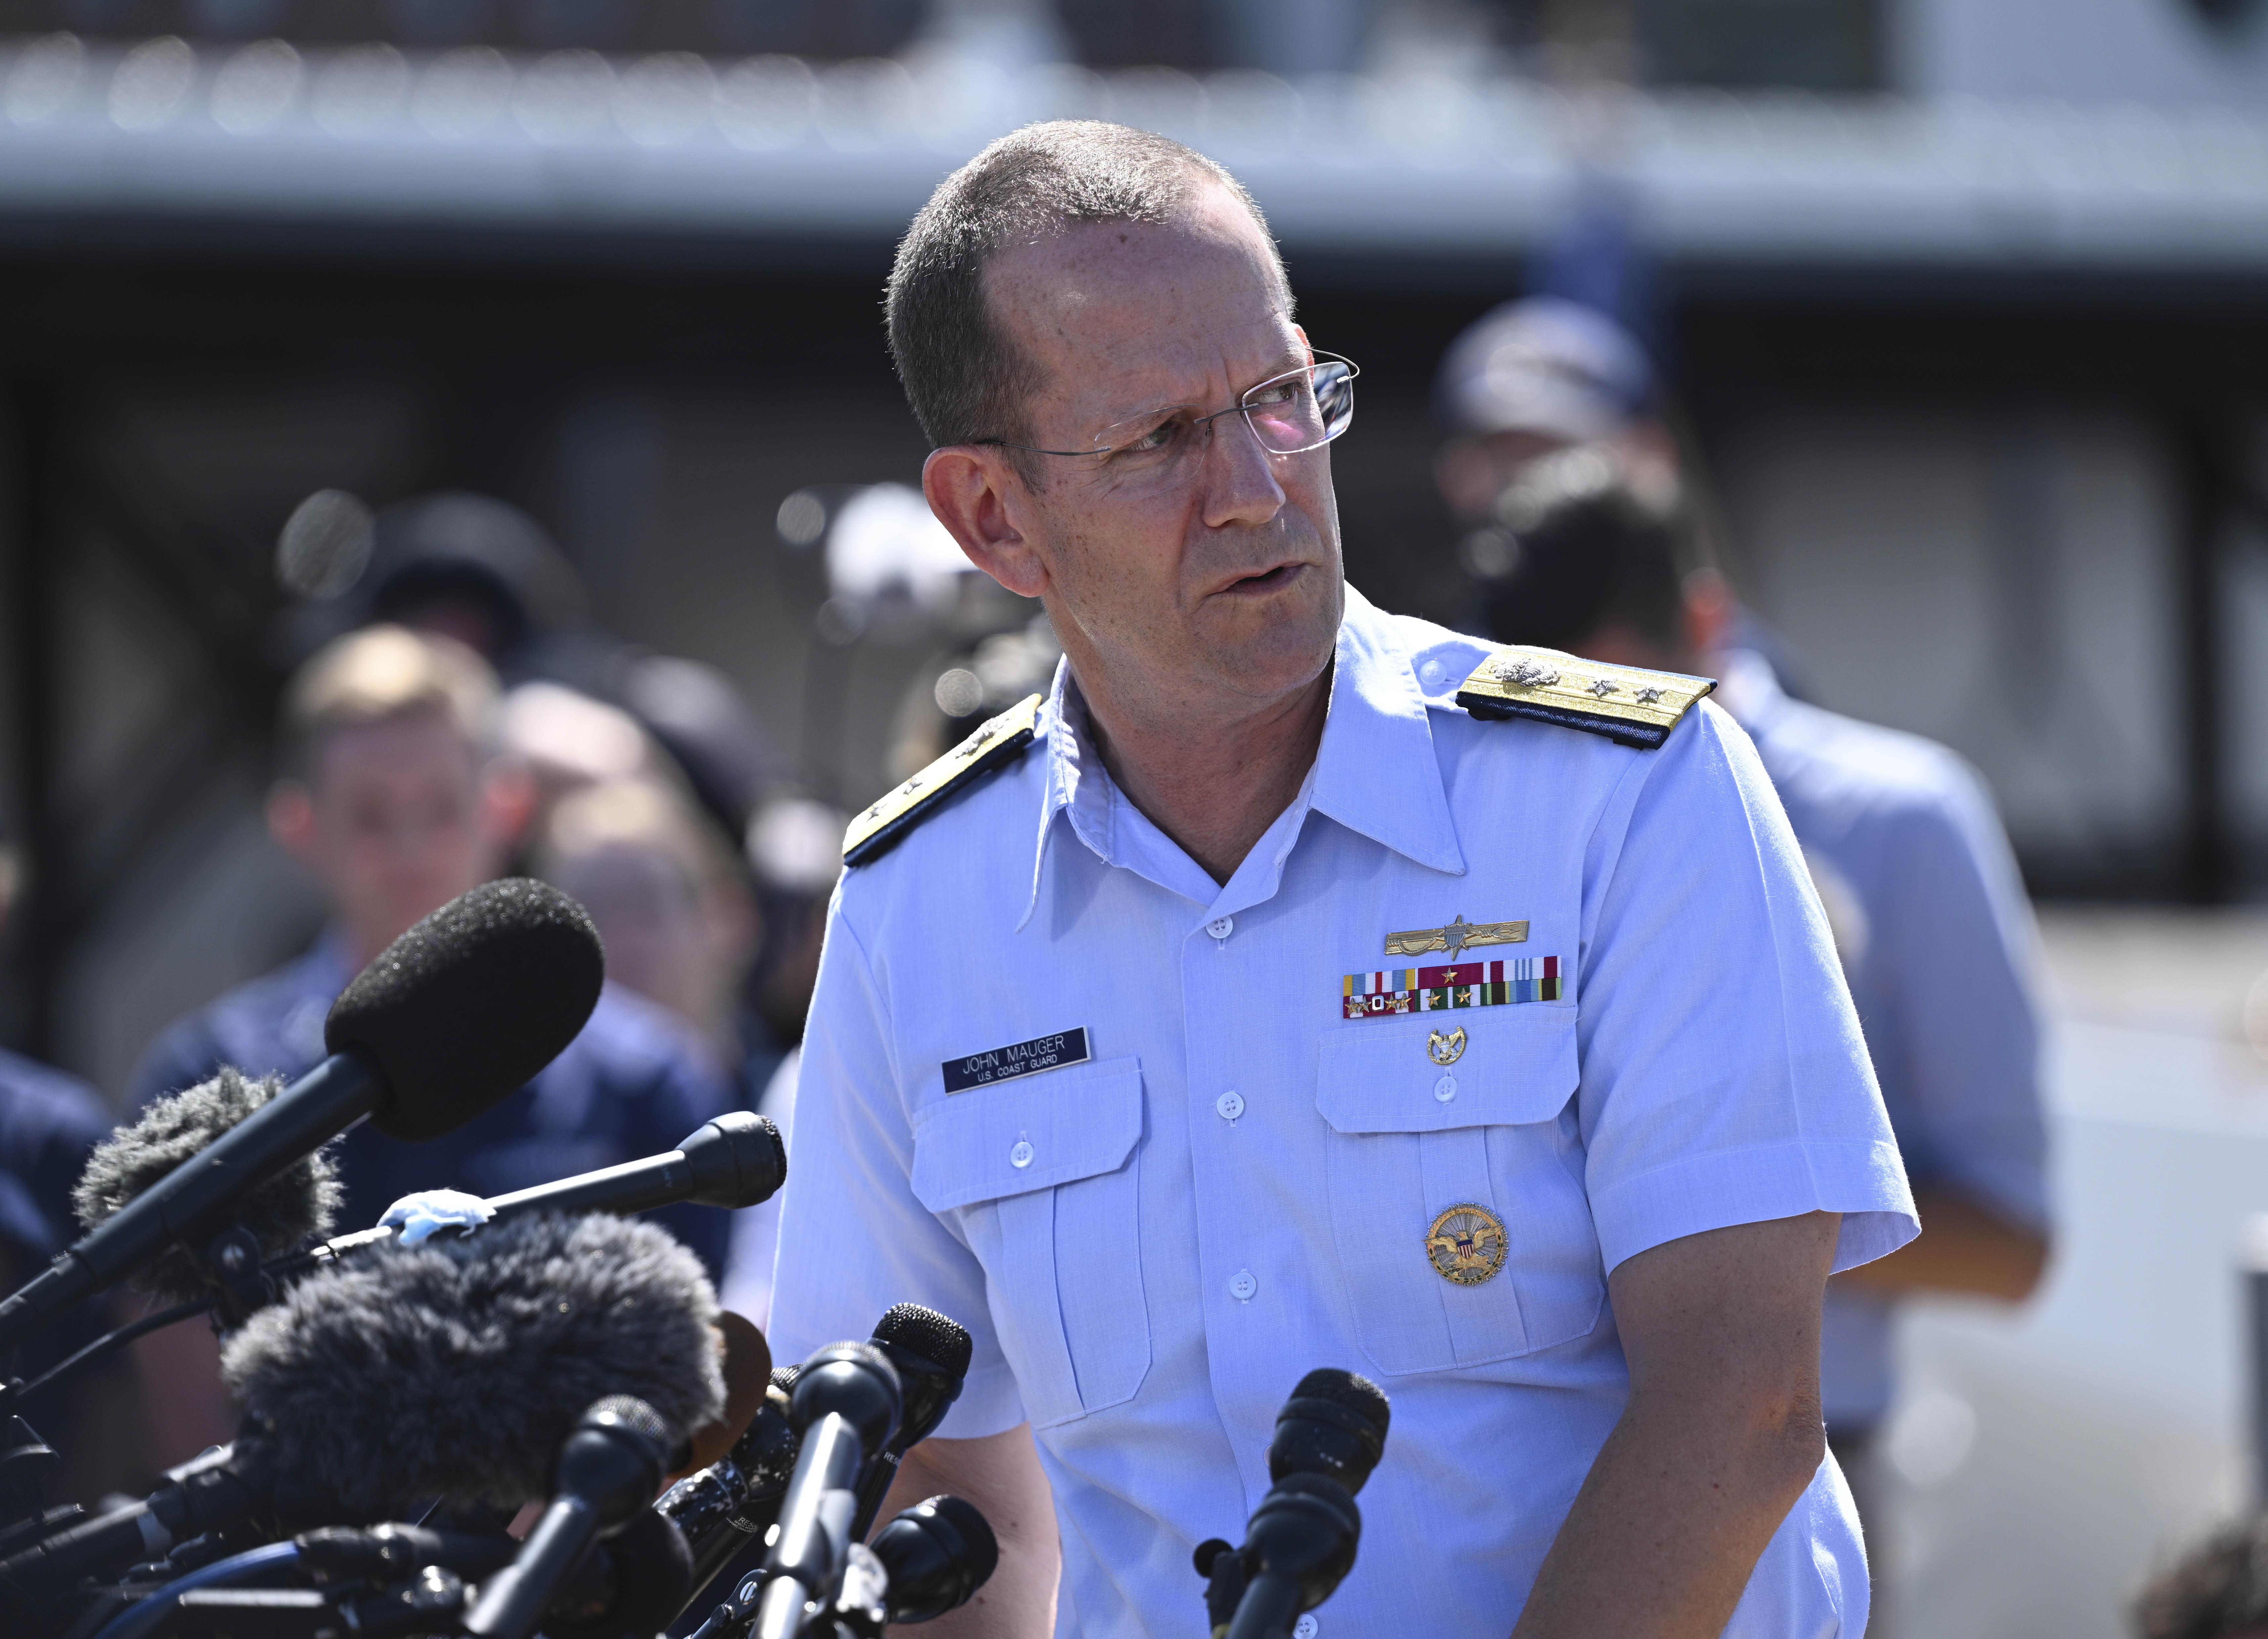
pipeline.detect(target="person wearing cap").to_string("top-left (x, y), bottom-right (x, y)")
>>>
top-left (1431, 294), bottom-right (1669, 527)
top-left (1474, 448), bottom-right (2052, 1583)
top-left (766, 120), bottom-right (1917, 1638)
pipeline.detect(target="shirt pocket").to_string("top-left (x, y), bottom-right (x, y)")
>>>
top-left (909, 1057), bottom-right (1149, 1429)
top-left (1316, 1008), bottom-right (1604, 1377)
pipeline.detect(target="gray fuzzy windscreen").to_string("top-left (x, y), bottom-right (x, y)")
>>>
top-left (72, 1067), bottom-right (342, 1307)
top-left (222, 1212), bottom-right (723, 1527)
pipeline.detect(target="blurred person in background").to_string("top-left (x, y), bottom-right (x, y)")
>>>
top-left (1435, 293), bottom-right (1813, 692)
top-left (1477, 447), bottom-right (2052, 1565)
top-left (125, 626), bottom-right (736, 1457)
top-left (2134, 1514), bottom-right (2268, 1639)
top-left (0, 825), bottom-right (147, 1504)
top-left (533, 778), bottom-right (762, 1093)
top-left (1432, 293), bottom-right (1670, 529)
top-left (709, 794), bottom-right (847, 1328)
top-left (356, 491), bottom-right (782, 847)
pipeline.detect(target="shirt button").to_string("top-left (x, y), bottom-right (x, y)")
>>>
top-left (1205, 915), bottom-right (1235, 941)
top-left (1294, 1617), bottom-right (1320, 1639)
top-left (1215, 1091), bottom-right (1245, 1122)
top-left (1434, 1074), bottom-right (1458, 1103)
top-left (1009, 1138), bottom-right (1034, 1169)
top-left (1229, 1268), bottom-right (1258, 1302)
top-left (1419, 658), bottom-right (1442, 687)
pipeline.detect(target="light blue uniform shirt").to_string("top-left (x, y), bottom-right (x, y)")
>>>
top-left (772, 588), bottom-right (1917, 1638)
top-left (1718, 652), bottom-right (2049, 1432)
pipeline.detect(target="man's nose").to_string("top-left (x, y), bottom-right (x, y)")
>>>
top-left (1198, 411), bottom-right (1286, 531)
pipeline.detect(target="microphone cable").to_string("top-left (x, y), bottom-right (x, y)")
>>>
top-left (87, 1540), bottom-right (302, 1639)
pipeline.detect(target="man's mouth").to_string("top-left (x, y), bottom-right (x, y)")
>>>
top-left (1220, 563), bottom-right (1304, 597)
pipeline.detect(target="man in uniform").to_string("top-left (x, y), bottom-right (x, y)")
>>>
top-left (1474, 448), bottom-right (2051, 1559)
top-left (769, 121), bottom-right (1917, 1637)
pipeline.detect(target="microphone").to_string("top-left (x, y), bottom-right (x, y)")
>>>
top-left (0, 879), bottom-right (604, 1354)
top-left (1196, 1369), bottom-right (1390, 1639)
top-left (462, 1397), bottom-right (680, 1639)
top-left (224, 1211), bottom-right (724, 1530)
top-left (869, 1494), bottom-right (999, 1625)
top-left (0, 1211), bottom-right (726, 1604)
top-left (69, 1066), bottom-right (341, 1311)
top-left (483, 1110), bottom-right (786, 1224)
top-left (750, 1344), bottom-right (901, 1639)
top-left (847, 1305), bottom-right (972, 1543)
top-left (661, 1369), bottom-right (801, 1620)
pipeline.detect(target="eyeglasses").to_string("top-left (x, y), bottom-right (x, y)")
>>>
top-left (974, 351), bottom-right (1359, 497)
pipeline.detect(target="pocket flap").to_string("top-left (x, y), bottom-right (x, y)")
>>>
top-left (1317, 1007), bottom-right (1576, 1134)
top-left (911, 1057), bottom-right (1143, 1212)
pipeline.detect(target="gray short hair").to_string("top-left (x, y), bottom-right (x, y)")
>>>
top-left (885, 119), bottom-right (1288, 451)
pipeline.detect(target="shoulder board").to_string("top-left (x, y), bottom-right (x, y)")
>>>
top-left (841, 693), bottom-right (1044, 868)
top-left (1454, 647), bottom-right (1715, 750)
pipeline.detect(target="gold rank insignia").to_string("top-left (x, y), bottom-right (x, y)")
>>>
top-left (1455, 645), bottom-right (1715, 750)
top-left (1385, 912), bottom-right (1527, 957)
top-left (1426, 1203), bottom-right (1509, 1286)
top-left (842, 693), bottom-right (1044, 868)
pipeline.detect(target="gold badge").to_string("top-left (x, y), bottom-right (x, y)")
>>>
top-left (1426, 1027), bottom-right (1466, 1066)
top-left (1426, 1204), bottom-right (1508, 1286)
top-left (1384, 914), bottom-right (1528, 957)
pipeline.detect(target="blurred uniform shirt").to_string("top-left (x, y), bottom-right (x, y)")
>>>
top-left (1717, 649), bottom-right (2049, 1432)
top-left (127, 932), bottom-right (737, 1279)
top-left (0, 1049), bottom-right (114, 1392)
top-left (772, 588), bottom-right (1917, 1639)
top-left (0, 1048), bottom-right (110, 1272)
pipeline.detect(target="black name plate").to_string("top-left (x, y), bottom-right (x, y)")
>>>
top-left (943, 1027), bottom-right (1091, 1093)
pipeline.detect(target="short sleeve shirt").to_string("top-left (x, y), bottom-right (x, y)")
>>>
top-left (1720, 651), bottom-right (2048, 1429)
top-left (769, 587), bottom-right (1916, 1638)
top-left (128, 935), bottom-right (740, 1279)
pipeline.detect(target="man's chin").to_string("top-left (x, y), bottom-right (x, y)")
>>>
top-left (1200, 579), bottom-right (1340, 698)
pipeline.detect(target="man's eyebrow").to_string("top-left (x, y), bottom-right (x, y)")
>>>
top-left (1090, 351), bottom-right (1310, 432)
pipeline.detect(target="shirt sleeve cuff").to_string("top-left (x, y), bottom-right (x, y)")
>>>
top-left (1588, 1138), bottom-right (1919, 1276)
top-left (936, 1358), bottom-right (1027, 1441)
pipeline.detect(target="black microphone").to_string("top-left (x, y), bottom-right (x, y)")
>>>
top-left (869, 1495), bottom-right (999, 1625)
top-left (0, 1444), bottom-right (256, 1611)
top-left (750, 1344), bottom-right (901, 1639)
top-left (1196, 1369), bottom-right (1391, 1639)
top-left (0, 879), bottom-right (604, 1354)
top-left (0, 1211), bottom-right (727, 1605)
top-left (847, 1304), bottom-right (972, 1542)
top-left (484, 1110), bottom-right (786, 1224)
top-left (661, 1371), bottom-right (800, 1618)
top-left (462, 1397), bottom-right (680, 1639)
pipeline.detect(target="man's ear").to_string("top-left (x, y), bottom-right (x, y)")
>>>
top-left (1682, 567), bottom-right (1735, 660)
top-left (924, 447), bottom-right (1049, 600)
top-left (266, 780), bottom-right (318, 863)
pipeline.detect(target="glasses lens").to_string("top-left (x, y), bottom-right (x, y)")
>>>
top-left (1245, 361), bottom-right (1354, 455)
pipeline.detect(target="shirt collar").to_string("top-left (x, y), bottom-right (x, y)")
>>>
top-left (1019, 585), bottom-right (1466, 928)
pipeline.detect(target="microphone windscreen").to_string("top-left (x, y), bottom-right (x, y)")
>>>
top-left (675, 1311), bottom-right (774, 1480)
top-left (325, 879), bottom-right (604, 1142)
top-left (221, 1213), bottom-right (724, 1527)
top-left (72, 1067), bottom-right (341, 1306)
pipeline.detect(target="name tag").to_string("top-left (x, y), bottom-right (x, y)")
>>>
top-left (942, 1027), bottom-right (1091, 1093)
